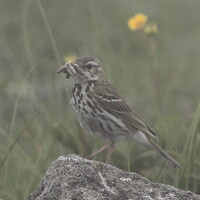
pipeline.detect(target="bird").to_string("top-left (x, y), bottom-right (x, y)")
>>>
top-left (57, 56), bottom-right (181, 168)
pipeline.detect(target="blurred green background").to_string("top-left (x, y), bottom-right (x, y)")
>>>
top-left (0, 0), bottom-right (200, 199)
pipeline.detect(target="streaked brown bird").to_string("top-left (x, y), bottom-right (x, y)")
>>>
top-left (57, 56), bottom-right (181, 168)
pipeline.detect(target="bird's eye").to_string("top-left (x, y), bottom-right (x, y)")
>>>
top-left (86, 64), bottom-right (93, 70)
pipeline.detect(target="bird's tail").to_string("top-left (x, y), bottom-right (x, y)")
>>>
top-left (148, 139), bottom-right (181, 168)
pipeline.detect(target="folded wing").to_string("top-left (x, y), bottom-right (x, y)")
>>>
top-left (93, 81), bottom-right (158, 139)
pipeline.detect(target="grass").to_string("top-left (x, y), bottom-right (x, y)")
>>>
top-left (0, 0), bottom-right (200, 199)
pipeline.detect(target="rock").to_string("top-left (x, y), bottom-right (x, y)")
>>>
top-left (29, 154), bottom-right (200, 200)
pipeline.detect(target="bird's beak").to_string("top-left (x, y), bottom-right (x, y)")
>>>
top-left (57, 62), bottom-right (77, 79)
top-left (57, 62), bottom-right (85, 80)
top-left (72, 63), bottom-right (85, 75)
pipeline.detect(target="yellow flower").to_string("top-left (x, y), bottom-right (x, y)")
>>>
top-left (63, 54), bottom-right (77, 63)
top-left (144, 22), bottom-right (158, 35)
top-left (127, 13), bottom-right (148, 31)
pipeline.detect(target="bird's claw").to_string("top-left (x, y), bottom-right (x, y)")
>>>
top-left (82, 154), bottom-right (95, 160)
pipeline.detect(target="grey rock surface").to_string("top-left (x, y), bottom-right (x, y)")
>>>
top-left (29, 154), bottom-right (200, 200)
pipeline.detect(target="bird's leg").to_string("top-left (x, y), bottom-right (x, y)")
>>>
top-left (86, 143), bottom-right (110, 159)
top-left (105, 142), bottom-right (115, 163)
top-left (86, 141), bottom-right (114, 160)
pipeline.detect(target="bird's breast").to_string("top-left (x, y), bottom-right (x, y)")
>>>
top-left (70, 82), bottom-right (96, 117)
top-left (70, 83), bottom-right (130, 141)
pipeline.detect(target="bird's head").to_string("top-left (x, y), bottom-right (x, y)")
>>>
top-left (57, 56), bottom-right (104, 84)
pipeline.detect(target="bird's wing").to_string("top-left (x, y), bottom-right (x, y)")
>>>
top-left (93, 81), bottom-right (158, 139)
